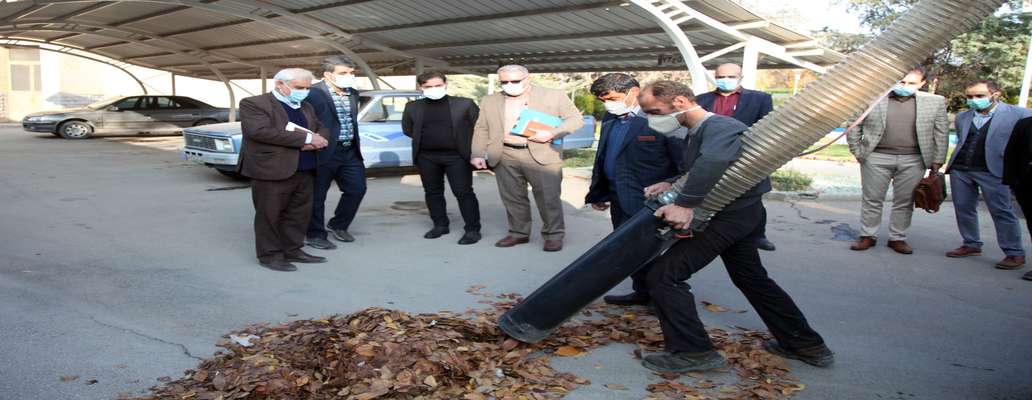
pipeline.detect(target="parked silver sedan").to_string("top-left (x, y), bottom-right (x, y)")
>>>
top-left (22, 95), bottom-right (233, 139)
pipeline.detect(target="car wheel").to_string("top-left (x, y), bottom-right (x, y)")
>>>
top-left (193, 119), bottom-right (219, 127)
top-left (58, 121), bottom-right (93, 139)
top-left (217, 169), bottom-right (248, 180)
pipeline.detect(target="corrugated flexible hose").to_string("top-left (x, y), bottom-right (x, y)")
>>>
top-left (660, 0), bottom-right (1007, 229)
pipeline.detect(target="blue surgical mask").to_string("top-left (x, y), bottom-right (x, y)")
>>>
top-left (892, 84), bottom-right (916, 97)
top-left (967, 97), bottom-right (992, 110)
top-left (289, 88), bottom-right (310, 103)
top-left (715, 78), bottom-right (739, 92)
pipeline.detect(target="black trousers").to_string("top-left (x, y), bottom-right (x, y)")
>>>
top-left (416, 150), bottom-right (481, 232)
top-left (609, 196), bottom-right (651, 293)
top-left (646, 201), bottom-right (825, 353)
top-left (1015, 184), bottom-right (1032, 239)
top-left (251, 171), bottom-right (313, 263)
top-left (308, 146), bottom-right (366, 239)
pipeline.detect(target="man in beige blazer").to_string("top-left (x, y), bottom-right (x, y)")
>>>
top-left (470, 65), bottom-right (584, 251)
top-left (847, 66), bottom-right (949, 254)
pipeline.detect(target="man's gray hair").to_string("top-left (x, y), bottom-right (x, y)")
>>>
top-left (273, 68), bottom-right (315, 83)
top-left (322, 55), bottom-right (356, 73)
top-left (497, 64), bottom-right (529, 76)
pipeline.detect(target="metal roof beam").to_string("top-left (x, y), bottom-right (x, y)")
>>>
top-left (351, 1), bottom-right (626, 34)
top-left (1, 3), bottom-right (48, 23)
top-left (108, 6), bottom-right (191, 27)
top-left (397, 28), bottom-right (666, 51)
top-left (292, 0), bottom-right (379, 14)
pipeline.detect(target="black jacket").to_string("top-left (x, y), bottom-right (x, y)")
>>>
top-left (401, 96), bottom-right (479, 160)
top-left (305, 81), bottom-right (362, 164)
top-left (584, 112), bottom-right (681, 216)
top-left (1003, 116), bottom-right (1032, 189)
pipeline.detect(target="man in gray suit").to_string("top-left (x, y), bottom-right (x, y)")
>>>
top-left (945, 80), bottom-right (1032, 270)
top-left (847, 67), bottom-right (949, 254)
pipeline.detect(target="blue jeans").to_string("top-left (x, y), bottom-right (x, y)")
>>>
top-left (307, 146), bottom-right (366, 239)
top-left (950, 170), bottom-right (1025, 256)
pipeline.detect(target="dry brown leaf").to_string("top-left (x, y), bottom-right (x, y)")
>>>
top-left (60, 375), bottom-right (78, 382)
top-left (604, 383), bottom-right (627, 390)
top-left (701, 301), bottom-right (730, 313)
top-left (554, 346), bottom-right (584, 357)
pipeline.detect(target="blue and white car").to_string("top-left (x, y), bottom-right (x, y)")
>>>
top-left (181, 90), bottom-right (597, 178)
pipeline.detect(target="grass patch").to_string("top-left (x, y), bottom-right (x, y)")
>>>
top-left (563, 148), bottom-right (596, 168)
top-left (771, 169), bottom-right (813, 192)
top-left (802, 143), bottom-right (855, 162)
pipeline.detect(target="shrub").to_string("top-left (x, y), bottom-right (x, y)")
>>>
top-left (771, 169), bottom-right (813, 192)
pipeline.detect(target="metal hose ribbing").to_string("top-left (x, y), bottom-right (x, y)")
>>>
top-left (665, 0), bottom-right (1006, 228)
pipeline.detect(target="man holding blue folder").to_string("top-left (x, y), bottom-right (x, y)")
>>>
top-left (471, 65), bottom-right (584, 252)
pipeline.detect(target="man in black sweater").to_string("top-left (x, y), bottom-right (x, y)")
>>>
top-left (402, 72), bottom-right (482, 244)
top-left (636, 80), bottom-right (832, 373)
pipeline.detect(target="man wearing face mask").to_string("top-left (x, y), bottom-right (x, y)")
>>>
top-left (583, 73), bottom-right (681, 306)
top-left (846, 66), bottom-right (948, 255)
top-left (303, 56), bottom-right (367, 250)
top-left (694, 63), bottom-right (777, 251)
top-left (945, 80), bottom-right (1032, 270)
top-left (239, 68), bottom-right (331, 271)
top-left (635, 80), bottom-right (831, 373)
top-left (470, 65), bottom-right (583, 252)
top-left (402, 71), bottom-right (482, 244)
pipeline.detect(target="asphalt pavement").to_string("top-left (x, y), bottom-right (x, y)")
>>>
top-left (0, 128), bottom-right (1030, 400)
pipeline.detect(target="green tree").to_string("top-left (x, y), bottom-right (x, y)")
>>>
top-left (837, 0), bottom-right (1030, 109)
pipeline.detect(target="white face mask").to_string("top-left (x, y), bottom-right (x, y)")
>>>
top-left (603, 95), bottom-right (636, 116)
top-left (646, 106), bottom-right (699, 133)
top-left (334, 74), bottom-right (355, 89)
top-left (422, 86), bottom-right (447, 100)
top-left (502, 82), bottom-right (526, 96)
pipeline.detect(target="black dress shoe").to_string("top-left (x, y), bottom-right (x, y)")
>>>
top-left (764, 340), bottom-right (834, 367)
top-left (603, 291), bottom-right (651, 306)
top-left (458, 231), bottom-right (481, 245)
top-left (757, 237), bottom-right (776, 251)
top-left (331, 229), bottom-right (355, 242)
top-left (285, 250), bottom-right (327, 264)
top-left (424, 226), bottom-right (450, 239)
top-left (259, 259), bottom-right (297, 272)
top-left (305, 237), bottom-right (337, 250)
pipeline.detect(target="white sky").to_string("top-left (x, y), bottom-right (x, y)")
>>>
top-left (738, 0), bottom-right (864, 34)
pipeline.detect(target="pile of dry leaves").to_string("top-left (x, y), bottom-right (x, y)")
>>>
top-left (136, 287), bottom-right (805, 400)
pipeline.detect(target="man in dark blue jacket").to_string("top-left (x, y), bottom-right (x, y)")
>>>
top-left (585, 73), bottom-right (681, 306)
top-left (304, 56), bottom-right (366, 250)
top-left (695, 63), bottom-right (776, 251)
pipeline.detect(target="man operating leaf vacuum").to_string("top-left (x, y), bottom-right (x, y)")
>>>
top-left (635, 80), bottom-right (834, 373)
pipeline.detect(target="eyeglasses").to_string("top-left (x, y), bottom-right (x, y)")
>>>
top-left (499, 79), bottom-right (524, 85)
top-left (964, 94), bottom-right (990, 99)
top-left (715, 75), bottom-right (739, 79)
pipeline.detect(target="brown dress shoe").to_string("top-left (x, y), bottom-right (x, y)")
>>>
top-left (543, 239), bottom-right (563, 252)
top-left (495, 235), bottom-right (530, 248)
top-left (946, 246), bottom-right (982, 258)
top-left (849, 236), bottom-right (876, 251)
top-left (887, 240), bottom-right (913, 254)
top-left (995, 256), bottom-right (1026, 270)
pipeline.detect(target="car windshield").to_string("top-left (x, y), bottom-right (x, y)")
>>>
top-left (85, 96), bottom-right (129, 110)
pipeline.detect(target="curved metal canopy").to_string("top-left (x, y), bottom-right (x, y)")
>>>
top-left (0, 0), bottom-right (843, 89)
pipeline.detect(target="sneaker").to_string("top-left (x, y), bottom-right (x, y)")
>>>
top-left (331, 229), bottom-right (355, 242)
top-left (764, 340), bottom-right (834, 367)
top-left (642, 351), bottom-right (727, 373)
top-left (1023, 270), bottom-right (1032, 281)
top-left (305, 237), bottom-right (337, 250)
top-left (756, 237), bottom-right (776, 251)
